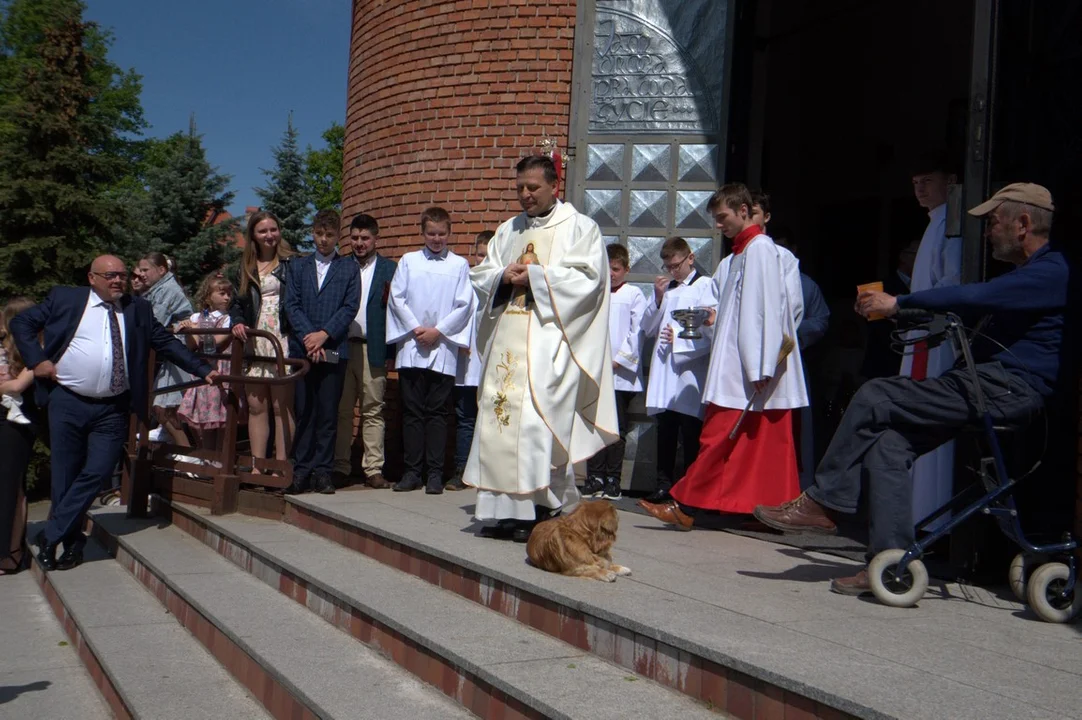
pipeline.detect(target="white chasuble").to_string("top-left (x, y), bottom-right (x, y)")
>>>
top-left (464, 201), bottom-right (619, 521)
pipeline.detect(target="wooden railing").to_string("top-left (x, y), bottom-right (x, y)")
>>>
top-left (121, 329), bottom-right (309, 517)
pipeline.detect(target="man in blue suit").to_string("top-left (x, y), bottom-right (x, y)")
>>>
top-left (333, 213), bottom-right (397, 489)
top-left (11, 255), bottom-right (216, 571)
top-left (284, 209), bottom-right (361, 495)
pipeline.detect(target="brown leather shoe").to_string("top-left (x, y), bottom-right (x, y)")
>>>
top-left (365, 473), bottom-right (390, 489)
top-left (637, 500), bottom-right (694, 531)
top-left (830, 569), bottom-right (871, 596)
top-left (753, 492), bottom-right (837, 535)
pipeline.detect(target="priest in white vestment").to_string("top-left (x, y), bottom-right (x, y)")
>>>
top-left (905, 156), bottom-right (962, 528)
top-left (463, 155), bottom-right (619, 542)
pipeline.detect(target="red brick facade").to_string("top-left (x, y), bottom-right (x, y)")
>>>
top-left (342, 0), bottom-right (578, 257)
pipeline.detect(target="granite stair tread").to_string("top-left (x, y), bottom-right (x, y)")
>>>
top-left (88, 510), bottom-right (472, 720)
top-left (30, 531), bottom-right (270, 720)
top-left (107, 505), bottom-right (722, 720)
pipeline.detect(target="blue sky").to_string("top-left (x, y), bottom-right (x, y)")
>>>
top-left (84, 0), bottom-right (351, 215)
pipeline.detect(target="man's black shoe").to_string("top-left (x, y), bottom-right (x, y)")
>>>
top-left (512, 522), bottom-right (536, 543)
top-left (330, 471), bottom-right (351, 489)
top-left (35, 530), bottom-right (58, 571)
top-left (312, 474), bottom-right (336, 495)
top-left (425, 476), bottom-right (444, 495)
top-left (479, 520), bottom-right (516, 539)
top-left (393, 474), bottom-right (423, 492)
top-left (284, 474), bottom-right (311, 495)
top-left (56, 545), bottom-right (84, 570)
top-left (644, 484), bottom-right (672, 504)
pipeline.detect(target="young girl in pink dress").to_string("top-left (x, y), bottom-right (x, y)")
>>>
top-left (178, 273), bottom-right (234, 455)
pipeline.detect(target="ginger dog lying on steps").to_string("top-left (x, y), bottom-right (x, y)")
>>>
top-left (526, 501), bottom-right (632, 582)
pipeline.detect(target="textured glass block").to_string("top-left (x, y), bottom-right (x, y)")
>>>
top-left (688, 236), bottom-right (713, 270)
top-left (631, 144), bottom-right (671, 182)
top-left (627, 236), bottom-right (665, 274)
top-left (584, 189), bottom-right (622, 227)
top-left (586, 144), bottom-right (625, 182)
top-left (675, 190), bottom-right (714, 229)
top-left (678, 144), bottom-right (718, 182)
top-left (602, 235), bottom-right (622, 246)
top-left (628, 190), bottom-right (668, 228)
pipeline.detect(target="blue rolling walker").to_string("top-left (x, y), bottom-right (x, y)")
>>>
top-left (866, 310), bottom-right (1081, 622)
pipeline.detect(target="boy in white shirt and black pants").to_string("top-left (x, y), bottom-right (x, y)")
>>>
top-left (386, 207), bottom-right (475, 494)
top-left (641, 236), bottom-right (718, 503)
top-left (584, 243), bottom-right (646, 499)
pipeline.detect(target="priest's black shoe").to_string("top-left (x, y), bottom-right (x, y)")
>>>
top-left (425, 475), bottom-right (444, 495)
top-left (479, 520), bottom-right (516, 539)
top-left (512, 521), bottom-right (536, 544)
top-left (284, 474), bottom-right (310, 495)
top-left (35, 530), bottom-right (59, 572)
top-left (311, 473), bottom-right (336, 495)
top-left (393, 474), bottom-right (423, 492)
top-left (644, 484), bottom-right (672, 504)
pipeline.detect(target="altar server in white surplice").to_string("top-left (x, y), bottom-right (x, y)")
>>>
top-left (386, 206), bottom-right (474, 495)
top-left (464, 155), bottom-right (619, 543)
top-left (640, 236), bottom-right (718, 504)
top-left (583, 242), bottom-right (648, 500)
top-left (639, 184), bottom-right (807, 531)
top-left (904, 154), bottom-right (962, 528)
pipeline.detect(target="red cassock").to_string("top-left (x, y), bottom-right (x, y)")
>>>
top-left (669, 404), bottom-right (800, 513)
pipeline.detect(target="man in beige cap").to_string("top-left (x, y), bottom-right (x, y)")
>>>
top-left (751, 183), bottom-right (1066, 597)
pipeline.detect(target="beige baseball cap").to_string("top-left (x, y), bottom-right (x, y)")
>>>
top-left (968, 182), bottom-right (1055, 216)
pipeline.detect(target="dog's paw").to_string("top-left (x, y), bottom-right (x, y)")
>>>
top-left (613, 565), bottom-right (632, 576)
top-left (600, 570), bottom-right (617, 582)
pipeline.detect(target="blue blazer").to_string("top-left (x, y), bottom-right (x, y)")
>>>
top-left (283, 253), bottom-right (361, 360)
top-left (363, 254), bottom-right (397, 367)
top-left (9, 287), bottom-right (212, 421)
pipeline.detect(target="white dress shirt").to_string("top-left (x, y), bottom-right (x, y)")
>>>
top-left (349, 255), bottom-right (378, 339)
top-left (315, 251), bottom-right (335, 290)
top-left (55, 290), bottom-right (129, 398)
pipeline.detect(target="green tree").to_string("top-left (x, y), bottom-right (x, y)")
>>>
top-left (143, 118), bottom-right (239, 290)
top-left (305, 121), bottom-right (344, 213)
top-left (256, 114), bottom-right (311, 250)
top-left (0, 0), bottom-right (146, 297)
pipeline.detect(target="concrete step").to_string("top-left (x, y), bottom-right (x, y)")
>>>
top-left (109, 502), bottom-right (724, 720)
top-left (85, 508), bottom-right (473, 720)
top-left (0, 570), bottom-right (112, 720)
top-left (276, 492), bottom-right (1076, 720)
top-left (26, 529), bottom-right (269, 720)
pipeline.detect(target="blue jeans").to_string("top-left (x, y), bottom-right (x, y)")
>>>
top-left (454, 385), bottom-right (478, 470)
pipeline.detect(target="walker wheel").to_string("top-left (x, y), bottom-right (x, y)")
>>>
top-left (868, 549), bottom-right (929, 608)
top-left (1007, 553), bottom-right (1047, 603)
top-left (1026, 563), bottom-right (1082, 623)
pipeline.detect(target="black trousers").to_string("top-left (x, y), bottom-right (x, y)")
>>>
top-left (807, 363), bottom-right (1044, 560)
top-left (656, 409), bottom-right (703, 487)
top-left (0, 419), bottom-right (35, 566)
top-left (587, 391), bottom-right (633, 478)
top-left (399, 368), bottom-right (454, 481)
top-left (293, 361), bottom-right (348, 478)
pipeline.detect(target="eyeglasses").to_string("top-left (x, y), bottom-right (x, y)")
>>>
top-left (662, 255), bottom-right (690, 273)
top-left (92, 271), bottom-right (129, 281)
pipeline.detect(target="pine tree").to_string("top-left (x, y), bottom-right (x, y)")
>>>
top-left (305, 122), bottom-right (344, 213)
top-left (256, 114), bottom-right (311, 251)
top-left (0, 0), bottom-right (146, 297)
top-left (144, 118), bottom-right (239, 290)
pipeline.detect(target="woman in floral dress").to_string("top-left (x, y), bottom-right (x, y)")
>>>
top-left (230, 211), bottom-right (296, 464)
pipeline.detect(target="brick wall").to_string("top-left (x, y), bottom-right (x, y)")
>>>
top-left (341, 0), bottom-right (578, 257)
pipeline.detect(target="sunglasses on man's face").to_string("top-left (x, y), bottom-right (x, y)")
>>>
top-left (92, 271), bottom-right (129, 281)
